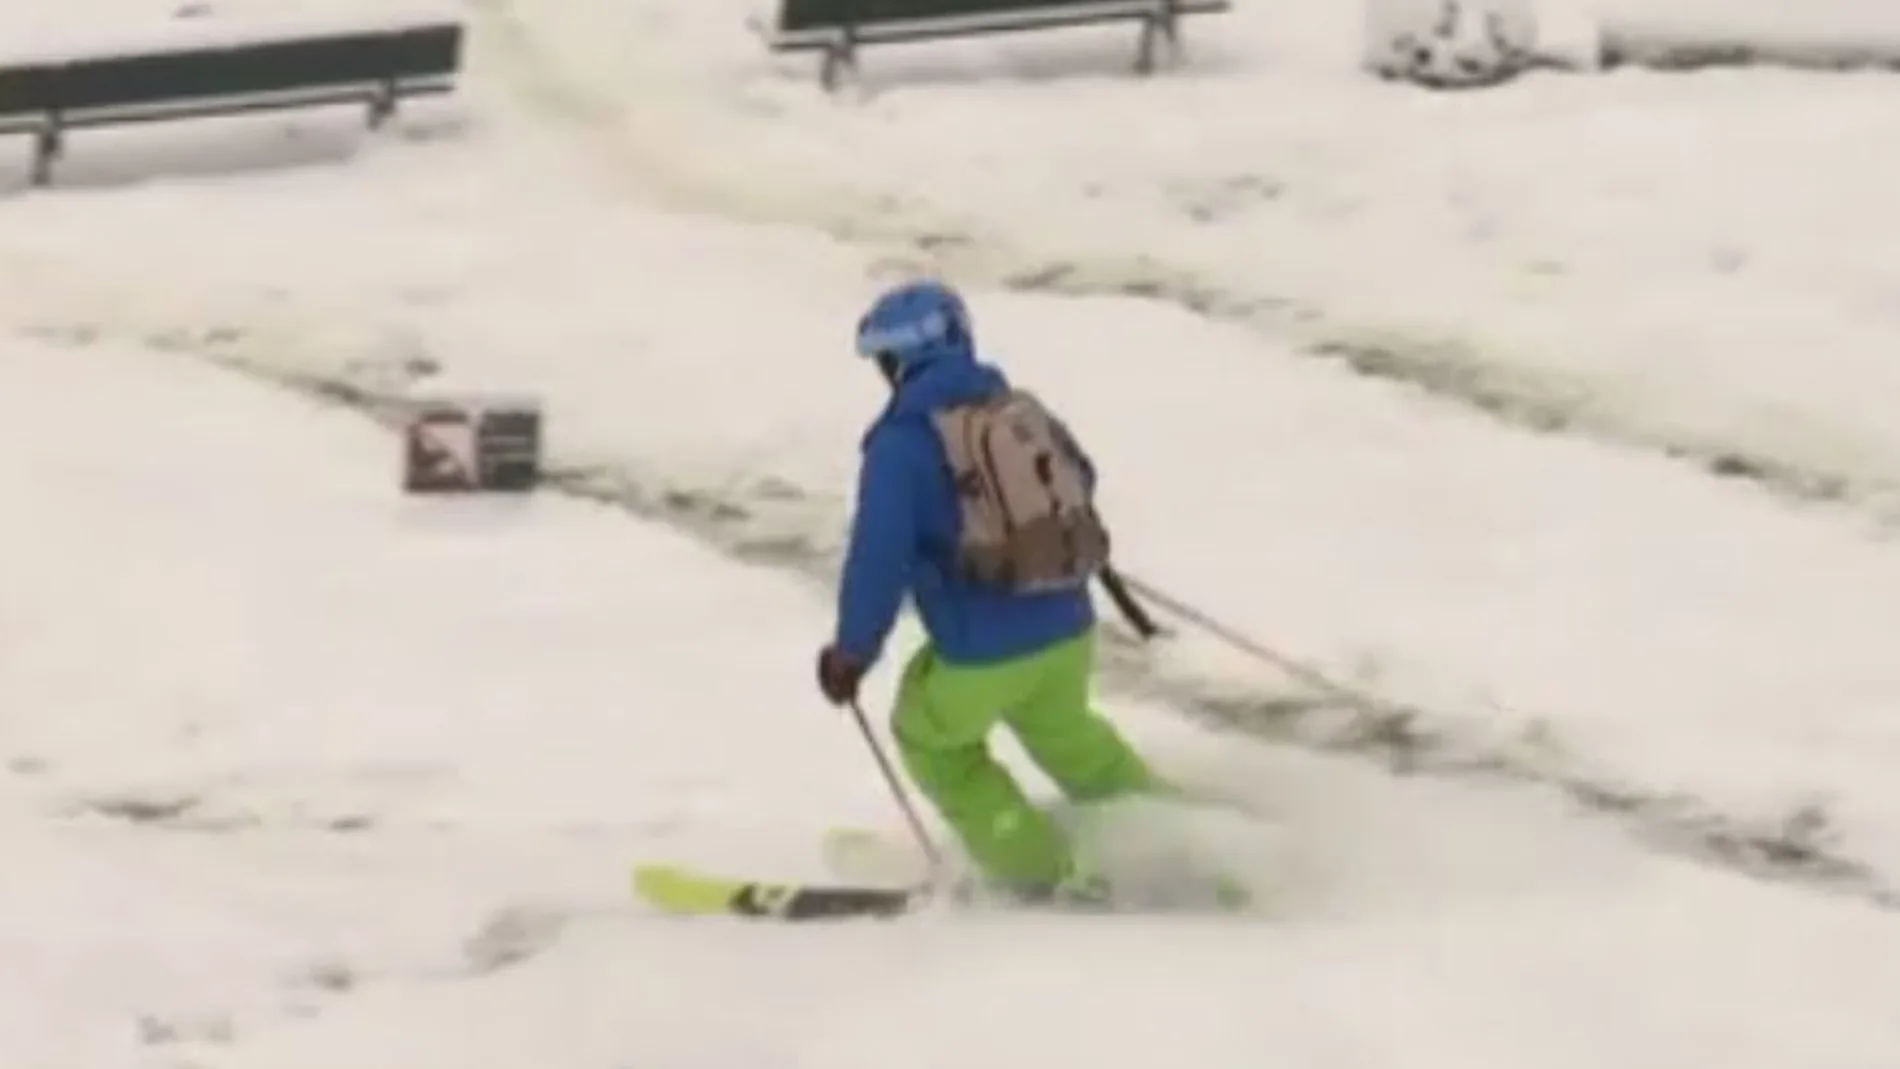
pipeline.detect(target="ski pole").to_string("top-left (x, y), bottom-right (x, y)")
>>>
top-left (1100, 563), bottom-right (1163, 640)
top-left (847, 697), bottom-right (944, 872)
top-left (1116, 571), bottom-right (1406, 721)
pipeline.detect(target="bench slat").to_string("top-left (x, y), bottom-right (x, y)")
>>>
top-left (774, 0), bottom-right (1227, 42)
top-left (0, 21), bottom-right (462, 186)
top-left (0, 64), bottom-right (57, 122)
top-left (0, 23), bottom-right (457, 118)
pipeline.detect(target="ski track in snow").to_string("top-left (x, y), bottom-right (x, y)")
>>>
top-left (7, 0), bottom-right (1900, 1064)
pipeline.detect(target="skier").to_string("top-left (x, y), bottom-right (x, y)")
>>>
top-left (814, 278), bottom-right (1157, 906)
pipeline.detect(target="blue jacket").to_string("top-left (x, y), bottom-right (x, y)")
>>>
top-left (833, 353), bottom-right (1096, 668)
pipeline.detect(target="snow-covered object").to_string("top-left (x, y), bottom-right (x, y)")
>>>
top-left (1362, 0), bottom-right (1539, 88)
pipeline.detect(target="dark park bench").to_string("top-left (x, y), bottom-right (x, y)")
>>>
top-left (0, 17), bottom-right (462, 187)
top-left (762, 0), bottom-right (1232, 89)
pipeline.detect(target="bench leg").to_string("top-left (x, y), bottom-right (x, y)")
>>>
top-left (819, 39), bottom-right (859, 92)
top-left (31, 123), bottom-right (63, 188)
top-left (367, 80), bottom-right (398, 130)
top-left (1136, 6), bottom-right (1184, 74)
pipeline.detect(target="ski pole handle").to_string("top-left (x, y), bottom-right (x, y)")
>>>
top-left (1100, 564), bottom-right (1163, 640)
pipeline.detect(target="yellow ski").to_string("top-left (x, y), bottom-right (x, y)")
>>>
top-left (631, 863), bottom-right (923, 921)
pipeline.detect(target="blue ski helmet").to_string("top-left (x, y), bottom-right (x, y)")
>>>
top-left (855, 279), bottom-right (973, 377)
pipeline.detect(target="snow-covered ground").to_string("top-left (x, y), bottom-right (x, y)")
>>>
top-left (8, 0), bottom-right (1900, 1063)
top-left (10, 306), bottom-right (1900, 1069)
top-left (11, 21), bottom-right (1900, 882)
top-left (466, 0), bottom-right (1900, 517)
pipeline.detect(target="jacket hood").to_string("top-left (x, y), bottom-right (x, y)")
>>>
top-left (889, 355), bottom-right (1008, 418)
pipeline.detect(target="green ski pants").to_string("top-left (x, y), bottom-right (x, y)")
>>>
top-left (890, 629), bottom-right (1155, 890)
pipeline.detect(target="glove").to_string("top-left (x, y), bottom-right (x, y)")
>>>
top-left (816, 645), bottom-right (866, 706)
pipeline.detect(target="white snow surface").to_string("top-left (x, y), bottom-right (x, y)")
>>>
top-left (468, 0), bottom-right (1900, 516)
top-left (7, 0), bottom-right (1900, 1064)
top-left (8, 327), bottom-right (1900, 1068)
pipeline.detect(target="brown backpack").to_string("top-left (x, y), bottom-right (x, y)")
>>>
top-left (929, 389), bottom-right (1110, 594)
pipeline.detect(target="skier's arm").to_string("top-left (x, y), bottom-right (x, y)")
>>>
top-left (833, 430), bottom-right (919, 667)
